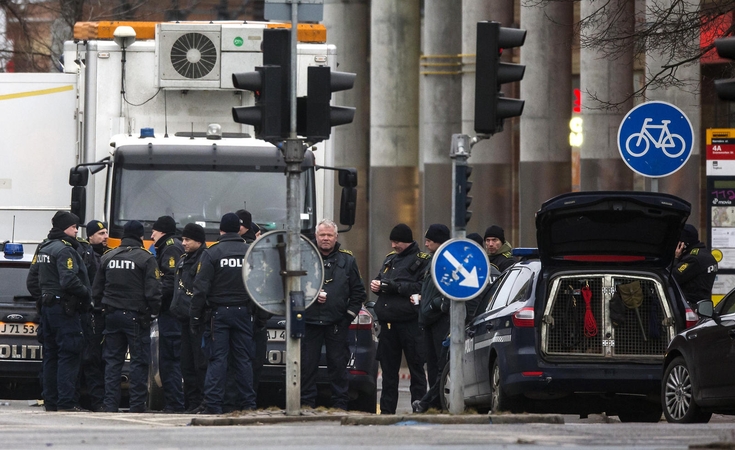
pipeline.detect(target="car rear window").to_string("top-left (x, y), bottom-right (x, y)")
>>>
top-left (0, 265), bottom-right (32, 302)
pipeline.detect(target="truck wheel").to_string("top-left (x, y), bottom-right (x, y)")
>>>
top-left (661, 356), bottom-right (711, 424)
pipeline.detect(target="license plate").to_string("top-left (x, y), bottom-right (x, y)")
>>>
top-left (267, 329), bottom-right (285, 342)
top-left (0, 322), bottom-right (38, 336)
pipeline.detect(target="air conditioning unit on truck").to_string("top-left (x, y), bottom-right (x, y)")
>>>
top-left (64, 21), bottom-right (356, 243)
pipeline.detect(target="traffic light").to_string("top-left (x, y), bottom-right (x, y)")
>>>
top-left (455, 164), bottom-right (473, 227)
top-left (232, 66), bottom-right (284, 140)
top-left (232, 28), bottom-right (290, 141)
top-left (297, 65), bottom-right (356, 142)
top-left (715, 37), bottom-right (735, 101)
top-left (475, 21), bottom-right (526, 135)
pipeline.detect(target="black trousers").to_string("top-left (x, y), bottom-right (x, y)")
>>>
top-left (180, 318), bottom-right (206, 410)
top-left (420, 314), bottom-right (450, 409)
top-left (377, 319), bottom-right (426, 414)
top-left (300, 321), bottom-right (351, 410)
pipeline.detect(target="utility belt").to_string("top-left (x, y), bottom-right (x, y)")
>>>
top-left (103, 306), bottom-right (153, 328)
top-left (42, 292), bottom-right (84, 316)
top-left (103, 305), bottom-right (144, 315)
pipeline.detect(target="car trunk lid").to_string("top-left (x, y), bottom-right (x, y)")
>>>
top-left (535, 191), bottom-right (690, 269)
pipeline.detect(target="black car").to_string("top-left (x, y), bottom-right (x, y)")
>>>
top-left (0, 242), bottom-right (42, 397)
top-left (259, 307), bottom-right (379, 412)
top-left (452, 191), bottom-right (698, 421)
top-left (662, 296), bottom-right (735, 423)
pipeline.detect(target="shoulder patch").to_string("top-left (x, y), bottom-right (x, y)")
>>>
top-left (76, 237), bottom-right (89, 244)
top-left (168, 256), bottom-right (176, 268)
top-left (155, 268), bottom-right (163, 280)
top-left (691, 248), bottom-right (700, 255)
top-left (502, 251), bottom-right (512, 258)
top-left (143, 247), bottom-right (153, 255)
top-left (196, 262), bottom-right (202, 274)
top-left (66, 257), bottom-right (74, 270)
top-left (61, 240), bottom-right (72, 246)
top-left (166, 238), bottom-right (175, 246)
top-left (677, 263), bottom-right (689, 273)
top-left (417, 252), bottom-right (431, 260)
top-left (339, 248), bottom-right (353, 256)
top-left (385, 250), bottom-right (397, 257)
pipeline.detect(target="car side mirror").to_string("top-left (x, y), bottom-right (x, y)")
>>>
top-left (696, 299), bottom-right (719, 324)
top-left (69, 167), bottom-right (89, 187)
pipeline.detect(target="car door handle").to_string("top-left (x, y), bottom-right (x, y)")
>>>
top-left (467, 329), bottom-right (475, 338)
top-left (485, 322), bottom-right (494, 331)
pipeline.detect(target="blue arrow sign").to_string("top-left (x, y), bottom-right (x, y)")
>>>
top-left (431, 239), bottom-right (491, 301)
top-left (617, 101), bottom-right (694, 178)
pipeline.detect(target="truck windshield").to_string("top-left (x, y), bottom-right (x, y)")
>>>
top-left (111, 167), bottom-right (315, 237)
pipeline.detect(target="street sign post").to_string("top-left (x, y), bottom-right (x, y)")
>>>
top-left (432, 238), bottom-right (491, 414)
top-left (617, 101), bottom-right (694, 181)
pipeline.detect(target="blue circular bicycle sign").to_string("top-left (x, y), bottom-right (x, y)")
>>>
top-left (617, 101), bottom-right (694, 178)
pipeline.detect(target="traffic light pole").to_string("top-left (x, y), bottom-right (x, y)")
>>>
top-left (284, 1), bottom-right (304, 417)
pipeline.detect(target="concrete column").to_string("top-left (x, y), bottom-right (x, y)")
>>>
top-left (370, 0), bottom-right (420, 278)
top-left (645, 0), bottom-right (701, 227)
top-left (579, 0), bottom-right (635, 191)
top-left (518, 2), bottom-right (573, 247)
top-left (420, 1), bottom-right (462, 231)
top-left (461, 0), bottom-right (514, 240)
top-left (324, 0), bottom-right (370, 275)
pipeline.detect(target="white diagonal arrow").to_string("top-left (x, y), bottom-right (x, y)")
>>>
top-left (442, 251), bottom-right (479, 288)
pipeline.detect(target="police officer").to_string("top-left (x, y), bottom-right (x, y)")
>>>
top-left (301, 219), bottom-right (366, 410)
top-left (413, 224), bottom-right (451, 413)
top-left (76, 219), bottom-right (109, 411)
top-left (190, 213), bottom-right (255, 414)
top-left (370, 223), bottom-right (430, 415)
top-left (673, 224), bottom-right (718, 307)
top-left (151, 215), bottom-right (185, 412)
top-left (170, 223), bottom-right (208, 412)
top-left (26, 211), bottom-right (91, 412)
top-left (484, 225), bottom-right (515, 272)
top-left (93, 220), bottom-right (161, 413)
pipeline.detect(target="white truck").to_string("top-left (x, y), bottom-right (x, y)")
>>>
top-left (65, 21), bottom-right (355, 244)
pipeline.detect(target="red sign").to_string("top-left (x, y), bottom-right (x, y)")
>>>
top-left (707, 144), bottom-right (735, 160)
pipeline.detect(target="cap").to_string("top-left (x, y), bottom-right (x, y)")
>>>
top-left (235, 209), bottom-right (252, 229)
top-left (484, 225), bottom-right (505, 243)
top-left (680, 224), bottom-right (698, 246)
top-left (52, 211), bottom-right (81, 231)
top-left (466, 233), bottom-right (483, 247)
top-left (220, 213), bottom-right (242, 233)
top-left (182, 223), bottom-right (206, 244)
top-left (123, 220), bottom-right (145, 239)
top-left (425, 223), bottom-right (450, 244)
top-left (389, 223), bottom-right (413, 243)
top-left (152, 215), bottom-right (177, 234)
top-left (86, 220), bottom-right (107, 238)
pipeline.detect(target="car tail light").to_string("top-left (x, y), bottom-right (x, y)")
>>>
top-left (685, 307), bottom-right (698, 328)
top-left (522, 371), bottom-right (543, 377)
top-left (349, 370), bottom-right (368, 375)
top-left (350, 309), bottom-right (373, 330)
top-left (512, 307), bottom-right (535, 327)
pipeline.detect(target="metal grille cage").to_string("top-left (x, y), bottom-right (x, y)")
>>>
top-left (543, 274), bottom-right (671, 358)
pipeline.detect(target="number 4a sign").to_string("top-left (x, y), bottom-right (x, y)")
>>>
top-left (707, 128), bottom-right (735, 165)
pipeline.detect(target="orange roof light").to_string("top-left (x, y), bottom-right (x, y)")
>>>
top-left (266, 23), bottom-right (327, 43)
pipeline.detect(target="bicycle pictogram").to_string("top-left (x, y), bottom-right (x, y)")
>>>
top-left (624, 118), bottom-right (686, 158)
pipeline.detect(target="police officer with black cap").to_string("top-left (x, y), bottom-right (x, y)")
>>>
top-left (170, 223), bottom-right (208, 412)
top-left (301, 219), bottom-right (366, 410)
top-left (370, 223), bottom-right (430, 414)
top-left (190, 213), bottom-right (255, 414)
top-left (93, 220), bottom-right (162, 413)
top-left (413, 223), bottom-right (451, 413)
top-left (151, 215), bottom-right (185, 412)
top-left (484, 225), bottom-right (515, 272)
top-left (27, 211), bottom-right (91, 411)
top-left (673, 224), bottom-right (718, 307)
top-left (75, 219), bottom-right (109, 411)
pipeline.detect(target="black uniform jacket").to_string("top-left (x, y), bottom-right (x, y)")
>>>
top-left (305, 242), bottom-right (366, 326)
top-left (488, 241), bottom-right (515, 272)
top-left (673, 241), bottom-right (718, 305)
top-left (190, 233), bottom-right (250, 319)
top-left (77, 238), bottom-right (102, 285)
top-left (27, 231), bottom-right (91, 302)
top-left (155, 234), bottom-right (185, 312)
top-left (373, 241), bottom-right (430, 323)
top-left (170, 245), bottom-right (206, 321)
top-left (418, 257), bottom-right (449, 327)
top-left (92, 237), bottom-right (162, 315)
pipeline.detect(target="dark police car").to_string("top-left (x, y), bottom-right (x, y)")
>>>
top-left (454, 192), bottom-right (698, 422)
top-left (662, 296), bottom-right (735, 423)
top-left (0, 242), bottom-right (42, 397)
top-left (260, 307), bottom-right (378, 412)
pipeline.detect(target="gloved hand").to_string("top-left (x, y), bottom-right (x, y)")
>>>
top-left (380, 279), bottom-right (399, 294)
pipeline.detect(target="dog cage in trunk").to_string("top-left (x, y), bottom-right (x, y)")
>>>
top-left (541, 274), bottom-right (675, 359)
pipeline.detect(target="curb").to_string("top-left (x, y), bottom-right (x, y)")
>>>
top-left (190, 413), bottom-right (564, 426)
